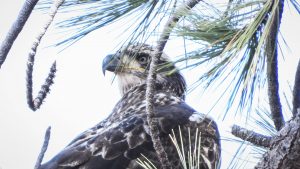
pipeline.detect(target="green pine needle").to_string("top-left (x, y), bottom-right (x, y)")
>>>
top-left (174, 0), bottom-right (283, 118)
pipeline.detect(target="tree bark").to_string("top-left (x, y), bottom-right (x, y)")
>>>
top-left (26, 0), bottom-right (64, 111)
top-left (255, 111), bottom-right (300, 169)
top-left (266, 0), bottom-right (285, 131)
top-left (231, 125), bottom-right (272, 148)
top-left (292, 60), bottom-right (300, 116)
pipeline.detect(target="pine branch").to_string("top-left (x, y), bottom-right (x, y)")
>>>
top-left (292, 59), bottom-right (300, 116)
top-left (266, 0), bottom-right (285, 131)
top-left (145, 0), bottom-right (201, 168)
top-left (222, 0), bottom-right (234, 19)
top-left (0, 0), bottom-right (39, 69)
top-left (26, 0), bottom-right (64, 111)
top-left (34, 126), bottom-right (51, 169)
top-left (231, 125), bottom-right (272, 148)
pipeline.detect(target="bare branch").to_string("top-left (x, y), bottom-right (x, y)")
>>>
top-left (27, 61), bottom-right (56, 111)
top-left (0, 0), bottom-right (39, 69)
top-left (26, 0), bottom-right (64, 111)
top-left (145, 0), bottom-right (201, 168)
top-left (266, 0), bottom-right (285, 131)
top-left (34, 126), bottom-right (51, 169)
top-left (292, 60), bottom-right (300, 116)
top-left (231, 125), bottom-right (272, 148)
top-left (26, 54), bottom-right (35, 110)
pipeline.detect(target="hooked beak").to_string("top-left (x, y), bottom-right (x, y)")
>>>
top-left (102, 54), bottom-right (120, 75)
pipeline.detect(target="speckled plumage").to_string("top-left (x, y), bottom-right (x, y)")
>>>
top-left (41, 44), bottom-right (221, 169)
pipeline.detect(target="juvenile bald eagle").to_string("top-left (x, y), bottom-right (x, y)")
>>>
top-left (41, 44), bottom-right (221, 169)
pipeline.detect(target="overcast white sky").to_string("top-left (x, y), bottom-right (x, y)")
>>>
top-left (0, 1), bottom-right (300, 169)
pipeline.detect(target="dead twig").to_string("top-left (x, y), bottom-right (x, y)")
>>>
top-left (231, 125), bottom-right (272, 148)
top-left (34, 126), bottom-right (51, 169)
top-left (26, 0), bottom-right (64, 111)
top-left (26, 60), bottom-right (56, 110)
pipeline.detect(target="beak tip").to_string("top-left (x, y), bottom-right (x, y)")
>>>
top-left (102, 54), bottom-right (115, 76)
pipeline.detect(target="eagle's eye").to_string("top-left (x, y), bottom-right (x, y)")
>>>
top-left (137, 55), bottom-right (148, 65)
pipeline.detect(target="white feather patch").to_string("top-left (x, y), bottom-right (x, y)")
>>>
top-left (189, 112), bottom-right (205, 123)
top-left (201, 154), bottom-right (212, 169)
top-left (117, 73), bottom-right (143, 95)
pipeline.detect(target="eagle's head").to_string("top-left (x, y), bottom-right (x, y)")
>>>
top-left (102, 44), bottom-right (186, 98)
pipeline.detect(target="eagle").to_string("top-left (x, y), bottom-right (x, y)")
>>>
top-left (40, 44), bottom-right (221, 169)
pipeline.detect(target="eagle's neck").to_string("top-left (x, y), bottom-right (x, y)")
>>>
top-left (117, 71), bottom-right (186, 99)
top-left (117, 73), bottom-right (143, 96)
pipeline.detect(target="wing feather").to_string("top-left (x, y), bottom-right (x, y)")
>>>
top-left (41, 100), bottom-right (220, 169)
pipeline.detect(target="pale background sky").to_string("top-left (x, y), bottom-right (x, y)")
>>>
top-left (0, 1), bottom-right (299, 169)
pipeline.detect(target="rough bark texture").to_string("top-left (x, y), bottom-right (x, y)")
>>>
top-left (26, 60), bottom-right (56, 111)
top-left (231, 125), bottom-right (272, 148)
top-left (145, 1), bottom-right (200, 168)
top-left (254, 2), bottom-right (300, 168)
top-left (292, 60), bottom-right (300, 116)
top-left (255, 112), bottom-right (300, 169)
top-left (26, 0), bottom-right (64, 111)
top-left (0, 0), bottom-right (39, 69)
top-left (266, 0), bottom-right (285, 131)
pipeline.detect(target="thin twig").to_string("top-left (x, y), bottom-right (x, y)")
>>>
top-left (34, 126), bottom-right (51, 169)
top-left (266, 0), bottom-right (285, 131)
top-left (26, 54), bottom-right (35, 110)
top-left (26, 0), bottom-right (64, 111)
top-left (0, 0), bottom-right (39, 69)
top-left (231, 125), bottom-right (272, 148)
top-left (27, 61), bottom-right (56, 110)
top-left (145, 0), bottom-right (201, 168)
top-left (292, 59), bottom-right (300, 116)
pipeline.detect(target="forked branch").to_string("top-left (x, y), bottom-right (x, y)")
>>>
top-left (26, 59), bottom-right (56, 111)
top-left (26, 0), bottom-right (64, 111)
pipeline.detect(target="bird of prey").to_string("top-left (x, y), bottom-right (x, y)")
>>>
top-left (40, 44), bottom-right (221, 169)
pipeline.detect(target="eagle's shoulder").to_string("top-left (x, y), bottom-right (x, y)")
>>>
top-left (41, 84), bottom-right (220, 169)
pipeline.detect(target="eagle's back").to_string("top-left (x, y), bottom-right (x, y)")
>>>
top-left (41, 84), bottom-right (220, 169)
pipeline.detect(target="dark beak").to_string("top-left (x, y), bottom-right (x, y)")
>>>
top-left (102, 54), bottom-right (120, 75)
